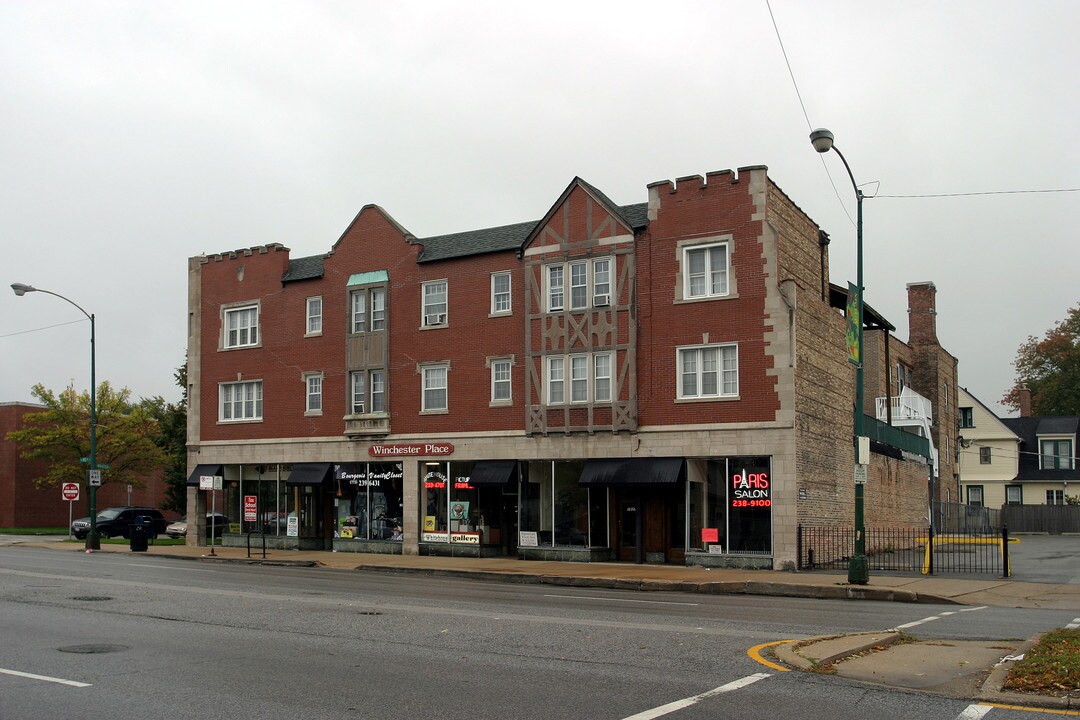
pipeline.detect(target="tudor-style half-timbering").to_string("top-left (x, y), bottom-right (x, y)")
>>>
top-left (523, 179), bottom-right (639, 435)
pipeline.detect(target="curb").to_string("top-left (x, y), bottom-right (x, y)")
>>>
top-left (773, 632), bottom-right (904, 670)
top-left (978, 633), bottom-right (1078, 711)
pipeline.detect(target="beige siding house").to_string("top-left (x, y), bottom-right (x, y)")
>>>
top-left (957, 387), bottom-right (1020, 507)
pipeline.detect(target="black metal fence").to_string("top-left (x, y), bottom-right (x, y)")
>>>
top-left (797, 523), bottom-right (1009, 576)
top-left (934, 501), bottom-right (1001, 534)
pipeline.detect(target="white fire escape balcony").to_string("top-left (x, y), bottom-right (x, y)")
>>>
top-left (875, 387), bottom-right (939, 477)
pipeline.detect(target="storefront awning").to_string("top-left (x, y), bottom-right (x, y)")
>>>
top-left (285, 463), bottom-right (333, 487)
top-left (579, 458), bottom-right (685, 486)
top-left (186, 464), bottom-right (223, 487)
top-left (469, 460), bottom-right (517, 486)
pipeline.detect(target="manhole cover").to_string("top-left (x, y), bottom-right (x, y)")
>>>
top-left (70, 596), bottom-right (112, 602)
top-left (58, 644), bottom-right (129, 654)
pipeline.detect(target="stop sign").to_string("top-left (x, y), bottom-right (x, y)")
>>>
top-left (62, 483), bottom-right (80, 501)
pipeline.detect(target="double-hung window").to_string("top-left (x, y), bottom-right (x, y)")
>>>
top-left (306, 297), bottom-right (322, 335)
top-left (547, 266), bottom-right (564, 312)
top-left (959, 407), bottom-right (974, 428)
top-left (1047, 490), bottom-right (1065, 505)
top-left (305, 373), bottom-right (323, 414)
top-left (1005, 485), bottom-right (1023, 505)
top-left (546, 352), bottom-right (612, 404)
top-left (593, 258), bottom-right (611, 306)
top-left (1040, 439), bottom-right (1074, 470)
top-left (350, 370), bottom-right (387, 415)
top-left (351, 287), bottom-right (386, 333)
top-left (422, 364), bottom-right (448, 411)
top-left (351, 290), bottom-right (367, 333)
top-left (967, 485), bottom-right (984, 507)
top-left (423, 281), bottom-right (448, 327)
top-left (979, 446), bottom-right (992, 464)
top-left (684, 243), bottom-right (729, 299)
top-left (220, 380), bottom-right (263, 421)
top-left (570, 262), bottom-right (588, 310)
top-left (371, 288), bottom-right (386, 330)
top-left (491, 359), bottom-right (512, 403)
top-left (491, 272), bottom-right (511, 314)
top-left (224, 305), bottom-right (259, 348)
top-left (678, 344), bottom-right (738, 399)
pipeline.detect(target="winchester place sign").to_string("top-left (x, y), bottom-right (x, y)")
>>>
top-left (368, 443), bottom-right (454, 457)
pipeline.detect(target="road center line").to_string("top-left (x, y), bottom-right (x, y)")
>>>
top-left (0, 668), bottom-right (91, 688)
top-left (954, 705), bottom-right (992, 720)
top-left (543, 594), bottom-right (698, 606)
top-left (621, 673), bottom-right (771, 720)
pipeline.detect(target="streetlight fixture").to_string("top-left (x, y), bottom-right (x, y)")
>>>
top-left (11, 283), bottom-right (101, 551)
top-left (809, 128), bottom-right (870, 585)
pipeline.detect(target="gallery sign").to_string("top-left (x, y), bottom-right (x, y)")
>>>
top-left (369, 443), bottom-right (455, 458)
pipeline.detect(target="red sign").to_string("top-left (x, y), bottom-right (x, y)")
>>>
top-left (701, 527), bottom-right (719, 543)
top-left (369, 442), bottom-right (454, 457)
top-left (243, 495), bottom-right (258, 522)
top-left (62, 483), bottom-right (80, 501)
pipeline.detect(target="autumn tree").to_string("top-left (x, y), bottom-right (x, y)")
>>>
top-left (143, 360), bottom-right (188, 514)
top-left (1003, 303), bottom-right (1080, 415)
top-left (6, 382), bottom-right (165, 490)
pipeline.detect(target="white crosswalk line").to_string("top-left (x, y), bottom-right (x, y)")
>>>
top-left (621, 673), bottom-right (771, 720)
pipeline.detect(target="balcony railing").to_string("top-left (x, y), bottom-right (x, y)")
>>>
top-left (875, 387), bottom-right (933, 424)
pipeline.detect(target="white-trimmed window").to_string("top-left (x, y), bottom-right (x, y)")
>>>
top-left (594, 352), bottom-right (612, 402)
top-left (570, 262), bottom-right (588, 310)
top-left (1040, 439), bottom-right (1074, 470)
top-left (371, 370), bottom-right (386, 412)
top-left (351, 287), bottom-right (387, 333)
top-left (306, 297), bottom-right (322, 335)
top-left (220, 380), bottom-right (263, 421)
top-left (371, 288), bottom-right (386, 330)
top-left (224, 305), bottom-right (259, 348)
top-left (546, 352), bottom-right (612, 405)
top-left (491, 272), bottom-right (511, 314)
top-left (491, 359), bottom-right (512, 403)
top-left (678, 344), bottom-right (738, 399)
top-left (349, 370), bottom-right (387, 414)
top-left (423, 281), bottom-right (448, 327)
top-left (305, 373), bottom-right (323, 414)
top-left (1006, 485), bottom-right (1023, 505)
top-left (547, 265), bottom-right (564, 312)
top-left (593, 258), bottom-right (611, 306)
top-left (351, 290), bottom-right (367, 333)
top-left (422, 364), bottom-right (448, 411)
top-left (547, 356), bottom-right (565, 404)
top-left (684, 243), bottom-right (729, 299)
top-left (1047, 489), bottom-right (1065, 505)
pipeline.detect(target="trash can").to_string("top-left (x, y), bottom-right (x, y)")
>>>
top-left (129, 521), bottom-right (149, 552)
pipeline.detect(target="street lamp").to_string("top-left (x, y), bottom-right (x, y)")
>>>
top-left (809, 128), bottom-right (870, 585)
top-left (11, 283), bottom-right (101, 551)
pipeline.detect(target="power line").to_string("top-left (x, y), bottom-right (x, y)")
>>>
top-left (0, 318), bottom-right (87, 339)
top-left (877, 188), bottom-right (1080, 199)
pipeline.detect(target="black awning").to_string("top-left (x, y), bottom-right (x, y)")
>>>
top-left (187, 464), bottom-right (223, 487)
top-left (285, 463), bottom-right (333, 487)
top-left (469, 460), bottom-right (518, 486)
top-left (580, 457), bottom-right (685, 486)
top-left (579, 459), bottom-right (631, 486)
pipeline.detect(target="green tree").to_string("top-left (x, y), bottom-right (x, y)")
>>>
top-left (143, 360), bottom-right (188, 514)
top-left (6, 382), bottom-right (165, 490)
top-left (1003, 303), bottom-right (1080, 416)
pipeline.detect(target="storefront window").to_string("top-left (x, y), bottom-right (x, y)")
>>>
top-left (727, 457), bottom-right (772, 554)
top-left (334, 462), bottom-right (403, 541)
top-left (420, 461), bottom-right (510, 545)
top-left (520, 460), bottom-right (604, 548)
top-left (219, 464), bottom-right (289, 535)
top-left (554, 461), bottom-right (587, 546)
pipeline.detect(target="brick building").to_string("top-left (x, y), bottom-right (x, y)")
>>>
top-left (1, 402), bottom-right (171, 529)
top-left (186, 167), bottom-right (954, 569)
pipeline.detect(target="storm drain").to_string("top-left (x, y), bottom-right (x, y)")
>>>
top-left (356, 611), bottom-right (382, 616)
top-left (58, 644), bottom-right (129, 654)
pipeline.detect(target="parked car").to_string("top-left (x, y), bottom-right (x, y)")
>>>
top-left (165, 513), bottom-right (230, 538)
top-left (71, 507), bottom-right (167, 540)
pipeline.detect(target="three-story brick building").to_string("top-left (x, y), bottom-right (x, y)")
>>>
top-left (186, 166), bottom-right (952, 569)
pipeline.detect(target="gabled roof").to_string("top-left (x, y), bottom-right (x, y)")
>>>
top-left (958, 387), bottom-right (1020, 440)
top-left (1000, 415), bottom-right (1080, 482)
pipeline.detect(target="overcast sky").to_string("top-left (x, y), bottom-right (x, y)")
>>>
top-left (2, 1), bottom-right (1077, 417)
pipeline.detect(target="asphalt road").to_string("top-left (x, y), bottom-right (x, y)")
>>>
top-left (1, 547), bottom-right (1076, 720)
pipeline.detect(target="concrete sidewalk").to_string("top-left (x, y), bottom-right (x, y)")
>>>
top-left (13, 540), bottom-right (1080, 709)
top-left (20, 539), bottom-right (1080, 610)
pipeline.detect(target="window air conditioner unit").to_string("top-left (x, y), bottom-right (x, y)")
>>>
top-left (425, 313), bottom-right (446, 326)
top-left (594, 294), bottom-right (610, 307)
top-left (353, 402), bottom-right (365, 415)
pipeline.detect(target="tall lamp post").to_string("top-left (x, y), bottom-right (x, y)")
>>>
top-left (11, 283), bottom-right (100, 551)
top-left (809, 128), bottom-right (870, 584)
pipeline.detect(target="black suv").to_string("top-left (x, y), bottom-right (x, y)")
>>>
top-left (71, 506), bottom-right (167, 539)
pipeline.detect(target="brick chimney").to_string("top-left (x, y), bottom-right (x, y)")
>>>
top-left (1019, 384), bottom-right (1032, 417)
top-left (907, 281), bottom-right (938, 345)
